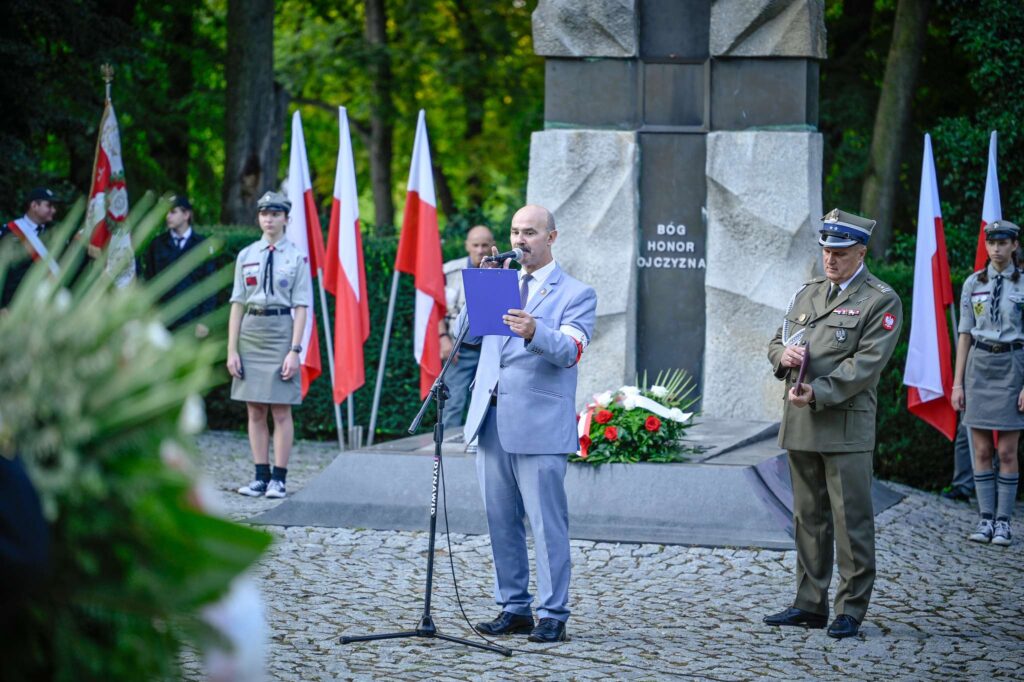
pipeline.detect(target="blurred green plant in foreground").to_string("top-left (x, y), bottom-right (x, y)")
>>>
top-left (0, 194), bottom-right (271, 680)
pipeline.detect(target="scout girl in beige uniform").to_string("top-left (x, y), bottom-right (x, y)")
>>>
top-left (953, 219), bottom-right (1023, 546)
top-left (227, 191), bottom-right (312, 499)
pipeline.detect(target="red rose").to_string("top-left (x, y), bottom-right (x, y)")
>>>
top-left (595, 409), bottom-right (613, 424)
top-left (604, 426), bottom-right (618, 441)
top-left (645, 415), bottom-right (662, 432)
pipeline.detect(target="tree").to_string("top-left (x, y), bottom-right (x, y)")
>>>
top-left (860, 0), bottom-right (932, 257)
top-left (364, 0), bottom-right (396, 230)
top-left (221, 0), bottom-right (287, 224)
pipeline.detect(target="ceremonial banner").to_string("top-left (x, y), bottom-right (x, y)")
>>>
top-left (285, 111), bottom-right (325, 397)
top-left (324, 107), bottom-right (370, 403)
top-left (973, 131), bottom-right (1002, 272)
top-left (85, 67), bottom-right (134, 287)
top-left (905, 134), bottom-right (956, 440)
top-left (394, 110), bottom-right (445, 398)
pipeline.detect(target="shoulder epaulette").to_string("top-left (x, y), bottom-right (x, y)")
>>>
top-left (804, 275), bottom-right (827, 285)
top-left (867, 278), bottom-right (893, 294)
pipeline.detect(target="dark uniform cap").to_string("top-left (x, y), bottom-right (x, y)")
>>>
top-left (984, 219), bottom-right (1020, 241)
top-left (819, 208), bottom-right (875, 248)
top-left (256, 191), bottom-right (291, 214)
top-left (170, 194), bottom-right (192, 211)
top-left (26, 187), bottom-right (59, 204)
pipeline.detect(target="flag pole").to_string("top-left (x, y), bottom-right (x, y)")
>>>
top-left (346, 397), bottom-right (356, 446)
top-left (316, 266), bottom-right (346, 452)
top-left (367, 270), bottom-right (400, 446)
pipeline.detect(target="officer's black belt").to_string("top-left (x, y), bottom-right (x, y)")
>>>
top-left (246, 306), bottom-right (291, 317)
top-left (973, 339), bottom-right (1024, 353)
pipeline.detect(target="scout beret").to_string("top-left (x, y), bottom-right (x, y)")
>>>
top-left (984, 219), bottom-right (1020, 241)
top-left (819, 208), bottom-right (875, 248)
top-left (256, 191), bottom-right (291, 214)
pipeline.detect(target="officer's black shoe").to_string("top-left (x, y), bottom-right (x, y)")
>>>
top-left (763, 607), bottom-right (828, 629)
top-left (827, 614), bottom-right (860, 639)
top-left (941, 486), bottom-right (972, 502)
top-left (528, 618), bottom-right (567, 643)
top-left (474, 611), bottom-right (534, 636)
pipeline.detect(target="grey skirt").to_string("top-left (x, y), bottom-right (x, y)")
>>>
top-left (230, 313), bottom-right (302, 405)
top-left (963, 346), bottom-right (1024, 431)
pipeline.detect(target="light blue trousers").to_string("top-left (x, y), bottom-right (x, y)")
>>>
top-left (476, 408), bottom-right (571, 622)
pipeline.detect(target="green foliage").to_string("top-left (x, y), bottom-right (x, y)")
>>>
top-left (0, 196), bottom-right (271, 680)
top-left (569, 370), bottom-right (700, 466)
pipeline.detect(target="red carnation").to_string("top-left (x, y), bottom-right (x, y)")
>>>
top-left (595, 409), bottom-right (613, 424)
top-left (645, 415), bottom-right (662, 432)
top-left (604, 426), bottom-right (618, 441)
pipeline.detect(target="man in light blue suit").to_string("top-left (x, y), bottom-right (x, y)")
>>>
top-left (457, 204), bottom-right (597, 643)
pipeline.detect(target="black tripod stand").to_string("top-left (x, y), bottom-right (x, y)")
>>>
top-left (340, 323), bottom-right (511, 656)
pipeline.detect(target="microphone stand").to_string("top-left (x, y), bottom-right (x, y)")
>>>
top-left (340, 321), bottom-right (511, 656)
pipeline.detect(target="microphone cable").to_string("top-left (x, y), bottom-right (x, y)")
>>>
top-left (434, 447), bottom-right (733, 681)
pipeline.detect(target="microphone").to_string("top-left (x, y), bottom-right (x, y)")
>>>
top-left (482, 248), bottom-right (523, 264)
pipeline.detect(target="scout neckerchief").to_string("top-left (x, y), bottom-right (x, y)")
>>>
top-left (7, 217), bottom-right (60, 276)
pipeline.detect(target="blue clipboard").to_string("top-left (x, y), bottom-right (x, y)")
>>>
top-left (462, 268), bottom-right (520, 337)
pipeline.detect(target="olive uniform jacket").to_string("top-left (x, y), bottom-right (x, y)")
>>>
top-left (767, 267), bottom-right (903, 453)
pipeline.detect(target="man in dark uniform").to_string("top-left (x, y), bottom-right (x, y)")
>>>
top-left (142, 195), bottom-right (216, 336)
top-left (1, 187), bottom-right (61, 308)
top-left (765, 209), bottom-right (903, 639)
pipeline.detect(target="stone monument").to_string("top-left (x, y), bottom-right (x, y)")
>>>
top-left (527, 0), bottom-right (826, 421)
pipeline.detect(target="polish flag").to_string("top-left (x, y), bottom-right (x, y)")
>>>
top-left (324, 107), bottom-right (370, 403)
top-left (395, 110), bottom-right (445, 398)
top-left (285, 111), bottom-right (326, 397)
top-left (973, 131), bottom-right (1002, 272)
top-left (904, 134), bottom-right (956, 440)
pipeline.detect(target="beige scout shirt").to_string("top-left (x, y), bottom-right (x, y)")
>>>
top-left (230, 237), bottom-right (313, 309)
top-left (442, 255), bottom-right (473, 335)
top-left (767, 267), bottom-right (903, 452)
top-left (958, 265), bottom-right (1024, 344)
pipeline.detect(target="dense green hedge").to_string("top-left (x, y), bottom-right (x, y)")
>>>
top-left (187, 224), bottom-right (1010, 491)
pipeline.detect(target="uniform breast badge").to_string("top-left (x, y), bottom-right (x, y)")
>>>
top-left (973, 301), bottom-right (985, 317)
top-left (835, 328), bottom-right (847, 343)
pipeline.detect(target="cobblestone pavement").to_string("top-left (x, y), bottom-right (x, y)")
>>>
top-left (187, 431), bottom-right (1024, 680)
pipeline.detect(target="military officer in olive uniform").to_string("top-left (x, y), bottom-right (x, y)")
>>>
top-left (765, 209), bottom-right (903, 639)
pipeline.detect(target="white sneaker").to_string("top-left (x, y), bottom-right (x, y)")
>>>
top-left (968, 518), bottom-right (994, 543)
top-left (992, 519), bottom-right (1012, 546)
top-left (265, 479), bottom-right (287, 499)
top-left (238, 479), bottom-right (269, 497)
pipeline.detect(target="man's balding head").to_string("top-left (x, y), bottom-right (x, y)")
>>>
top-left (510, 204), bottom-right (557, 273)
top-left (465, 224), bottom-right (495, 266)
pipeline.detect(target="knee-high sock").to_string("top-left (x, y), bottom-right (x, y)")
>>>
top-left (996, 472), bottom-right (1019, 521)
top-left (974, 469), bottom-right (996, 518)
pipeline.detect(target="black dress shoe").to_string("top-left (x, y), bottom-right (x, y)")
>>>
top-left (941, 486), bottom-right (972, 502)
top-left (763, 607), bottom-right (828, 629)
top-left (528, 617), bottom-right (567, 643)
top-left (827, 614), bottom-right (860, 639)
top-left (474, 611), bottom-right (534, 636)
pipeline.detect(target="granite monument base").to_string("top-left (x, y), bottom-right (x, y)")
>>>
top-left (249, 419), bottom-right (902, 550)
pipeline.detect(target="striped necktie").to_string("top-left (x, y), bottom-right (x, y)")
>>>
top-left (991, 274), bottom-right (1003, 324)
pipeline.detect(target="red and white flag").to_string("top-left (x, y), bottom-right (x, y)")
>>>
top-left (904, 133), bottom-right (956, 440)
top-left (973, 131), bottom-right (1002, 272)
top-left (86, 99), bottom-right (128, 248)
top-left (85, 95), bottom-right (134, 286)
top-left (285, 111), bottom-right (326, 397)
top-left (395, 110), bottom-right (445, 398)
top-left (324, 107), bottom-right (370, 403)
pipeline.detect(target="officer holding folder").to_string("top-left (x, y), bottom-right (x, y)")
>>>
top-left (765, 209), bottom-right (902, 639)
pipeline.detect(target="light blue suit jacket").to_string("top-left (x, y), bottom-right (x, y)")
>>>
top-left (459, 263), bottom-right (597, 454)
